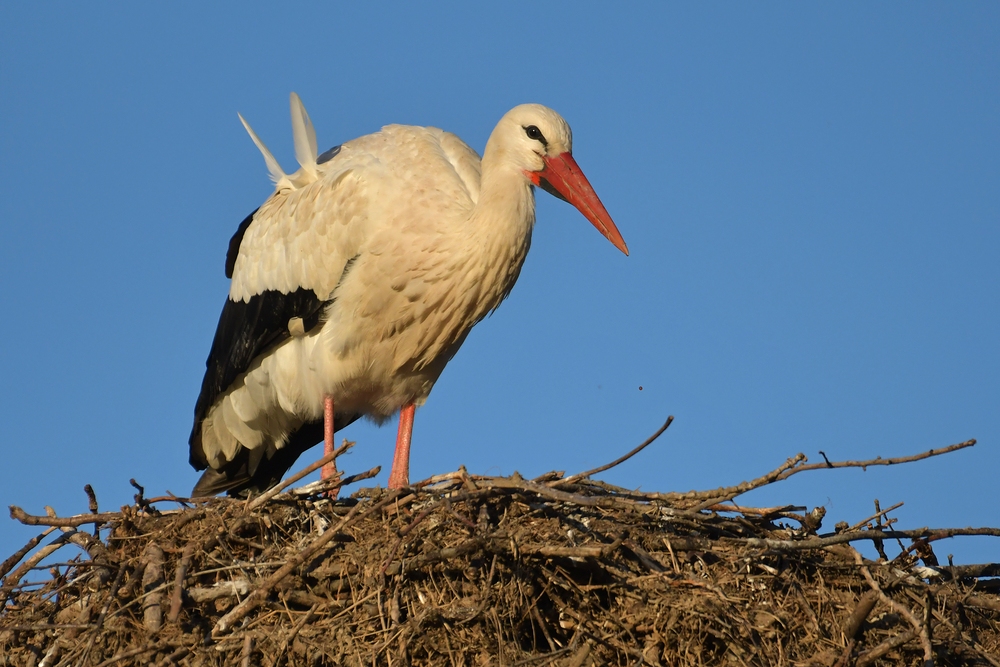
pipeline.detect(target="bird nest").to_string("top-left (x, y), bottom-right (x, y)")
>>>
top-left (2, 419), bottom-right (999, 667)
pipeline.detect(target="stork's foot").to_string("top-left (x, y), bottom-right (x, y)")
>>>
top-left (388, 403), bottom-right (415, 489)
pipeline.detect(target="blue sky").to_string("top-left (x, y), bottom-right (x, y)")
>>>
top-left (1, 4), bottom-right (997, 564)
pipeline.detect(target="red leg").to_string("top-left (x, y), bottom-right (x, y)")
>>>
top-left (321, 395), bottom-right (337, 481)
top-left (388, 403), bottom-right (415, 489)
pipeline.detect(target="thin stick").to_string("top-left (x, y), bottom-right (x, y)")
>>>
top-left (0, 527), bottom-right (56, 580)
top-left (629, 527), bottom-right (1000, 556)
top-left (0, 530), bottom-right (73, 604)
top-left (91, 642), bottom-right (177, 667)
top-left (724, 527), bottom-right (1000, 552)
top-left (778, 439), bottom-right (974, 480)
top-left (280, 465), bottom-right (382, 500)
top-left (849, 501), bottom-right (905, 532)
top-left (688, 455), bottom-right (807, 512)
top-left (9, 506), bottom-right (120, 528)
top-left (167, 543), bottom-right (195, 624)
top-left (689, 440), bottom-right (975, 511)
top-left (85, 484), bottom-right (101, 537)
top-left (246, 439), bottom-right (355, 510)
top-left (704, 503), bottom-right (807, 517)
top-left (557, 416), bottom-right (673, 486)
top-left (241, 635), bottom-right (254, 667)
top-left (856, 629), bottom-right (921, 667)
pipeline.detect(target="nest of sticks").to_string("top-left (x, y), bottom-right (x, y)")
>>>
top-left (2, 418), bottom-right (999, 667)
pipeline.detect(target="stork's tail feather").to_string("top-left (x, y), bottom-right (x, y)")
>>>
top-left (290, 92), bottom-right (318, 180)
top-left (238, 112), bottom-right (292, 189)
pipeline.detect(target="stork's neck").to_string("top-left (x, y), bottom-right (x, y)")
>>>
top-left (460, 148), bottom-right (537, 308)
top-left (474, 146), bottom-right (536, 244)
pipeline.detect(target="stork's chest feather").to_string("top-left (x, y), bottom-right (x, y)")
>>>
top-left (323, 192), bottom-right (535, 376)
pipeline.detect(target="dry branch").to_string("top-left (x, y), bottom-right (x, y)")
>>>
top-left (688, 439), bottom-right (975, 511)
top-left (556, 416), bottom-right (673, 486)
top-left (8, 505), bottom-right (120, 528)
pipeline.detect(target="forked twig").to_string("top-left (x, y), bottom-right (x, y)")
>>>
top-left (688, 440), bottom-right (975, 511)
top-left (848, 501), bottom-right (905, 532)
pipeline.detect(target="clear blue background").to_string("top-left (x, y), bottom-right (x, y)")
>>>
top-left (1, 4), bottom-right (997, 564)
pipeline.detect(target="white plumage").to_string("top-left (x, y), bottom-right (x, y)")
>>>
top-left (189, 94), bottom-right (627, 495)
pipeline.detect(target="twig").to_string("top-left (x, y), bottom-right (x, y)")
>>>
top-left (0, 527), bottom-right (56, 580)
top-left (848, 501), bottom-right (905, 532)
top-left (936, 563), bottom-right (1000, 579)
top-left (412, 471), bottom-right (465, 488)
top-left (187, 579), bottom-right (251, 602)
top-left (0, 530), bottom-right (72, 604)
top-left (843, 590), bottom-right (879, 642)
top-left (556, 416), bottom-right (673, 486)
top-left (241, 634), bottom-right (254, 667)
top-left (704, 503), bottom-right (807, 518)
top-left (856, 629), bottom-right (921, 667)
top-left (142, 544), bottom-right (166, 633)
top-left (130, 478), bottom-right (157, 514)
top-left (565, 640), bottom-right (592, 667)
top-left (688, 454), bottom-right (807, 512)
top-left (8, 505), bottom-right (121, 528)
top-left (91, 641), bottom-right (177, 667)
top-left (153, 646), bottom-right (191, 666)
top-left (785, 440), bottom-right (974, 477)
top-left (279, 465), bottom-right (381, 500)
top-left (478, 475), bottom-right (624, 509)
top-left (245, 439), bottom-right (355, 509)
top-left (167, 543), bottom-right (195, 624)
top-left (83, 484), bottom-right (100, 537)
top-left (723, 527), bottom-right (1000, 552)
top-left (689, 439), bottom-right (975, 511)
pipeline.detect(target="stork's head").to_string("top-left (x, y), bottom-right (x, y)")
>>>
top-left (486, 104), bottom-right (629, 256)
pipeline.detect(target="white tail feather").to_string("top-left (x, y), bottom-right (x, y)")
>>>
top-left (289, 92), bottom-right (318, 181)
top-left (238, 112), bottom-right (291, 189)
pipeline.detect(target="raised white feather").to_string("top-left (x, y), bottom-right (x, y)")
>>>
top-left (237, 112), bottom-right (292, 191)
top-left (290, 92), bottom-right (319, 184)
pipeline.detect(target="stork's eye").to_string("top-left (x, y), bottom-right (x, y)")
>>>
top-left (523, 125), bottom-right (547, 146)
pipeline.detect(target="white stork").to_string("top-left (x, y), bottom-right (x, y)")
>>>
top-left (189, 94), bottom-right (628, 496)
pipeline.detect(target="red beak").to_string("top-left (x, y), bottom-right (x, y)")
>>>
top-left (531, 152), bottom-right (629, 256)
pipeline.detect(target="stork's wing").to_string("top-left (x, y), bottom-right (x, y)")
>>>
top-left (189, 154), bottom-right (373, 467)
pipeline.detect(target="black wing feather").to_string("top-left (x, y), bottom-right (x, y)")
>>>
top-left (226, 208), bottom-right (258, 279)
top-left (189, 288), bottom-right (329, 468)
